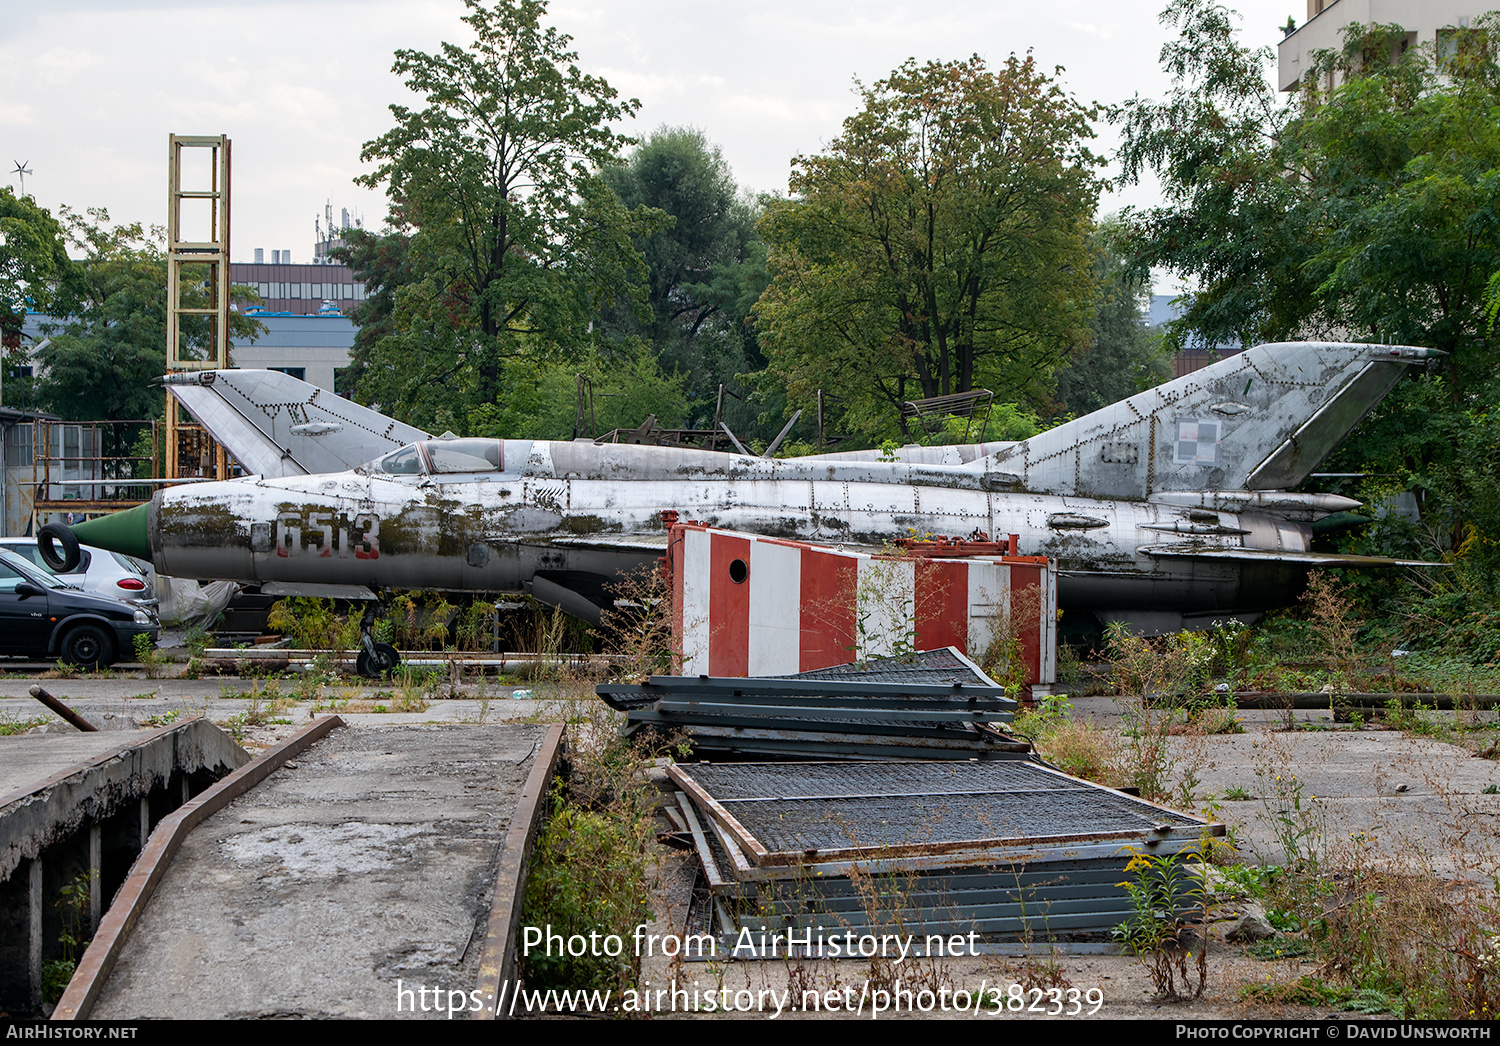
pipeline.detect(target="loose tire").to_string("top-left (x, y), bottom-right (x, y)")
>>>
top-left (60, 624), bottom-right (114, 670)
top-left (38, 523), bottom-right (80, 573)
top-left (355, 642), bottom-right (400, 679)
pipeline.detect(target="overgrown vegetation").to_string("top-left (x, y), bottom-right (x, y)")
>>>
top-left (518, 687), bottom-right (660, 999)
top-left (1115, 850), bottom-right (1209, 999)
top-left (0, 711), bottom-right (50, 735)
top-left (1217, 771), bottom-right (1500, 1020)
top-left (42, 870), bottom-right (95, 1005)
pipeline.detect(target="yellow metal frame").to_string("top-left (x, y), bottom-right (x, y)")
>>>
top-left (165, 134), bottom-right (231, 481)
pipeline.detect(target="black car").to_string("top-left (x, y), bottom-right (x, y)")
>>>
top-left (0, 550), bottom-right (160, 668)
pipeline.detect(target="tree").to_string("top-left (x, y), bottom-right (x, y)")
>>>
top-left (598, 127), bottom-right (768, 423)
top-left (328, 225), bottom-right (411, 397)
top-left (353, 0), bottom-right (654, 429)
top-left (754, 55), bottom-right (1102, 445)
top-left (0, 188), bottom-right (74, 357)
top-left (1052, 221), bottom-right (1171, 418)
top-left (36, 209), bottom-right (263, 440)
top-left (1118, 3), bottom-right (1500, 371)
top-left (1117, 1), bottom-right (1500, 567)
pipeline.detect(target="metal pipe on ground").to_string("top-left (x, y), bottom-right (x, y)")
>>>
top-left (28, 685), bottom-right (97, 732)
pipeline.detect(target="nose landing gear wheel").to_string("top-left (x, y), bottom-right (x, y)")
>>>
top-left (356, 642), bottom-right (400, 679)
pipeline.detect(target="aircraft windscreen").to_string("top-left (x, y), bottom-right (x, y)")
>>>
top-left (377, 445), bottom-right (424, 475)
top-left (424, 439), bottom-right (504, 473)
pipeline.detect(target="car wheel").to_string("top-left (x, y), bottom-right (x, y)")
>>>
top-left (355, 642), bottom-right (400, 679)
top-left (60, 624), bottom-right (115, 670)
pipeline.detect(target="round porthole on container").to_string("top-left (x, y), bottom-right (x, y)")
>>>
top-left (728, 558), bottom-right (749, 584)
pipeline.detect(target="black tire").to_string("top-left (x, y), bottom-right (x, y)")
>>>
top-left (355, 642), bottom-right (400, 679)
top-left (38, 523), bottom-right (80, 573)
top-left (60, 624), bottom-right (114, 670)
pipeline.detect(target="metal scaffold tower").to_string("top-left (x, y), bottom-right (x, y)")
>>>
top-left (165, 134), bottom-right (231, 480)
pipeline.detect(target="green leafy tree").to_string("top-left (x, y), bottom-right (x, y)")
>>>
top-left (755, 54), bottom-right (1102, 446)
top-left (353, 0), bottom-right (655, 430)
top-left (0, 188), bottom-right (75, 359)
top-left (466, 339), bottom-right (689, 441)
top-left (1114, 1), bottom-right (1309, 352)
top-left (328, 225), bottom-right (411, 397)
top-left (1119, 3), bottom-right (1500, 369)
top-left (36, 209), bottom-right (263, 453)
top-left (598, 127), bottom-right (768, 426)
top-left (1052, 221), bottom-right (1171, 418)
top-left (1119, 1), bottom-right (1500, 585)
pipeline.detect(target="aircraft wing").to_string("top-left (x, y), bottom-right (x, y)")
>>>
top-left (1138, 544), bottom-right (1444, 568)
top-left (163, 370), bottom-right (429, 477)
top-left (545, 535), bottom-right (671, 553)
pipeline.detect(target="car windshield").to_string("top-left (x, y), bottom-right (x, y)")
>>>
top-left (0, 550), bottom-right (68, 589)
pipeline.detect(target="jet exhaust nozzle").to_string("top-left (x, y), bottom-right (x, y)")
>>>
top-left (39, 503), bottom-right (153, 572)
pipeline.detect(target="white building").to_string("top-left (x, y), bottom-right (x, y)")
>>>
top-left (228, 313), bottom-right (355, 393)
top-left (1279, 1), bottom-right (1487, 92)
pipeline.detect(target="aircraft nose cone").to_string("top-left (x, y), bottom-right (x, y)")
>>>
top-left (69, 502), bottom-right (153, 562)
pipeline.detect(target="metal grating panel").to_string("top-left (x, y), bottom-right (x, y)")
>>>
top-left (683, 761), bottom-right (1090, 799)
top-left (783, 647), bottom-right (995, 686)
top-left (672, 760), bottom-right (1210, 863)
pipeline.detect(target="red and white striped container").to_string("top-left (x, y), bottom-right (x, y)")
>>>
top-left (666, 522), bottom-right (1056, 684)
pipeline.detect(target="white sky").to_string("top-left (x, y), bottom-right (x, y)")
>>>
top-left (0, 0), bottom-right (1300, 289)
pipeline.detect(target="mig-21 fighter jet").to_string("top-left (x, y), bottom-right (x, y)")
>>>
top-left (38, 341), bottom-right (1440, 670)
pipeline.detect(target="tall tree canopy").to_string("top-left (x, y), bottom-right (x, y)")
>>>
top-left (0, 188), bottom-right (74, 356)
top-left (755, 54), bottom-right (1102, 444)
top-left (598, 127), bottom-right (767, 427)
top-left (1117, 0), bottom-right (1500, 569)
top-left (352, 0), bottom-right (658, 429)
top-left (1118, 2), bottom-right (1500, 374)
top-left (1052, 221), bottom-right (1170, 418)
top-left (36, 209), bottom-right (263, 428)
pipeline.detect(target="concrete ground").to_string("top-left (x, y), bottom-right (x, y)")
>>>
top-left (5, 671), bottom-right (1497, 1020)
top-left (89, 721), bottom-right (548, 1019)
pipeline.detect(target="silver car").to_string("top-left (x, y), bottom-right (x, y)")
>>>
top-left (0, 537), bottom-right (157, 607)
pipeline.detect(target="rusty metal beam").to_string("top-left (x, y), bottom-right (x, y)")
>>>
top-left (27, 685), bottom-right (96, 732)
top-left (473, 722), bottom-right (565, 1021)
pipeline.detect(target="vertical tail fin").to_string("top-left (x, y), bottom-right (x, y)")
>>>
top-left (975, 341), bottom-right (1439, 498)
top-left (164, 370), bottom-right (430, 476)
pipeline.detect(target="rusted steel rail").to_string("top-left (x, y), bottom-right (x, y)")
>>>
top-left (473, 723), bottom-right (565, 1021)
top-left (1232, 691), bottom-right (1500, 711)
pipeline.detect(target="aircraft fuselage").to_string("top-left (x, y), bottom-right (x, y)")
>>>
top-left (141, 438), bottom-right (1310, 621)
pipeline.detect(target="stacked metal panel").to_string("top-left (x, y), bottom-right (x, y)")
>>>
top-left (669, 759), bottom-right (1223, 951)
top-left (601, 647), bottom-right (1033, 761)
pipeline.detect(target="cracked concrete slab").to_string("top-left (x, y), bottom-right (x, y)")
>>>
top-left (90, 722), bottom-right (548, 1019)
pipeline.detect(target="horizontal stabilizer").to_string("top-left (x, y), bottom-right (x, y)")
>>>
top-left (975, 342), bottom-right (1439, 499)
top-left (1138, 544), bottom-right (1443, 568)
top-left (164, 370), bottom-right (429, 477)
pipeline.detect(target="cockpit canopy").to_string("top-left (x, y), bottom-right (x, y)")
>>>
top-left (367, 439), bottom-right (505, 476)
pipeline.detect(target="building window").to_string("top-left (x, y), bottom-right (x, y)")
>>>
top-left (269, 367), bottom-right (306, 381)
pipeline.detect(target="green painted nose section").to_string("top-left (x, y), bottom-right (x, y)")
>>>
top-left (70, 503), bottom-right (152, 562)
